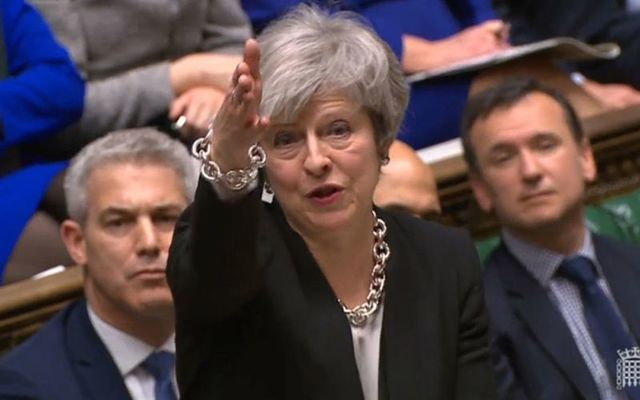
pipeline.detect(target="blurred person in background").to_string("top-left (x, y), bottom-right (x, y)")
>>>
top-left (462, 77), bottom-right (640, 400)
top-left (0, 0), bottom-right (84, 283)
top-left (242, 0), bottom-right (509, 149)
top-left (31, 0), bottom-right (251, 158)
top-left (373, 140), bottom-right (441, 218)
top-left (495, 0), bottom-right (640, 108)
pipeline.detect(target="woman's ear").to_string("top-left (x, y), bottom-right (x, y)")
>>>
top-left (379, 139), bottom-right (395, 166)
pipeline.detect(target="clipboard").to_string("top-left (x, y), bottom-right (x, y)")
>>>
top-left (406, 37), bottom-right (620, 83)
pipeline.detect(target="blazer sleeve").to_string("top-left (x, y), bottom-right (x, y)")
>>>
top-left (0, 0), bottom-right (83, 153)
top-left (483, 261), bottom-right (531, 400)
top-left (167, 178), bottom-right (264, 327)
top-left (78, 61), bottom-right (175, 137)
top-left (452, 233), bottom-right (497, 399)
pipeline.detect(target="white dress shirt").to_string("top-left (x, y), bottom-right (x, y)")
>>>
top-left (627, 0), bottom-right (640, 13)
top-left (87, 305), bottom-right (178, 400)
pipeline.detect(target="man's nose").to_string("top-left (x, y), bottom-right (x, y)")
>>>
top-left (519, 150), bottom-right (542, 182)
top-left (136, 217), bottom-right (161, 257)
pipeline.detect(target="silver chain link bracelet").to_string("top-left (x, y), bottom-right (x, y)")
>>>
top-left (191, 126), bottom-right (266, 191)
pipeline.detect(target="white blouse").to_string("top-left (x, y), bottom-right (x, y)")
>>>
top-left (349, 303), bottom-right (384, 400)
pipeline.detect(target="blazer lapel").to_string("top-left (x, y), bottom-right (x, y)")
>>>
top-left (495, 248), bottom-right (600, 400)
top-left (594, 236), bottom-right (640, 342)
top-left (270, 205), bottom-right (364, 400)
top-left (378, 218), bottom-right (433, 399)
top-left (65, 300), bottom-right (132, 400)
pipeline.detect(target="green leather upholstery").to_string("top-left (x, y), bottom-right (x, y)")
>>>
top-left (474, 189), bottom-right (640, 262)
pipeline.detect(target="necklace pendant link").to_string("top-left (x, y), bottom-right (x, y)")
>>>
top-left (340, 210), bottom-right (390, 327)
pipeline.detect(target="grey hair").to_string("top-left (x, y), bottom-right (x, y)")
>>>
top-left (258, 4), bottom-right (409, 153)
top-left (64, 128), bottom-right (198, 223)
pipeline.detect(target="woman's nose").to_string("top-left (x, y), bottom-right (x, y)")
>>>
top-left (303, 138), bottom-right (331, 176)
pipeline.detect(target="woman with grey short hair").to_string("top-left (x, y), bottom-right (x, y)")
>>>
top-left (168, 5), bottom-right (496, 399)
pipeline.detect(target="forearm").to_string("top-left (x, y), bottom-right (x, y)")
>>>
top-left (167, 178), bottom-right (263, 326)
top-left (79, 62), bottom-right (174, 136)
top-left (170, 53), bottom-right (241, 94)
top-left (402, 35), bottom-right (445, 74)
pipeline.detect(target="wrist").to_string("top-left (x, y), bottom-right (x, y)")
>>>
top-left (192, 128), bottom-right (266, 191)
top-left (170, 59), bottom-right (192, 94)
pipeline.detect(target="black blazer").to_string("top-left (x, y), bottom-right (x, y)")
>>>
top-left (0, 299), bottom-right (133, 400)
top-left (484, 235), bottom-right (640, 400)
top-left (167, 179), bottom-right (497, 399)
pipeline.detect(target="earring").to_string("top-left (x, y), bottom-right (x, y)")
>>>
top-left (261, 181), bottom-right (274, 204)
top-left (381, 155), bottom-right (390, 166)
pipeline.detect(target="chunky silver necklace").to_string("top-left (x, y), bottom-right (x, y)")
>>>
top-left (338, 211), bottom-right (390, 327)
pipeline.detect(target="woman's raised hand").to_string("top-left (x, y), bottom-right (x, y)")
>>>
top-left (209, 39), bottom-right (270, 170)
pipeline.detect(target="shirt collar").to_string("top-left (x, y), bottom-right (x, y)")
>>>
top-left (501, 227), bottom-right (601, 288)
top-left (87, 303), bottom-right (175, 376)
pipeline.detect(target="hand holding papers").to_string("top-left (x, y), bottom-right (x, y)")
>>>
top-left (406, 37), bottom-right (620, 83)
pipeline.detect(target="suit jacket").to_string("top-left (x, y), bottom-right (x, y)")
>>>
top-left (0, 299), bottom-right (132, 400)
top-left (484, 235), bottom-right (640, 400)
top-left (0, 365), bottom-right (40, 400)
top-left (167, 179), bottom-right (496, 399)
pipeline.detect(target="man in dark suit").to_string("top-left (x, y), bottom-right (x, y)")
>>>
top-left (461, 77), bottom-right (640, 400)
top-left (0, 128), bottom-right (196, 399)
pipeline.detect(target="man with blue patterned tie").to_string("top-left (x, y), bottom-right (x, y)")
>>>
top-left (462, 77), bottom-right (640, 400)
top-left (0, 128), bottom-right (196, 399)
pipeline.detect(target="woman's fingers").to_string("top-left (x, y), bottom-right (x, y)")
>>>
top-left (210, 38), bottom-right (265, 160)
top-left (244, 39), bottom-right (262, 93)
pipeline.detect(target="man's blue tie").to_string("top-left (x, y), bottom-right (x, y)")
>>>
top-left (559, 256), bottom-right (640, 399)
top-left (141, 351), bottom-right (177, 400)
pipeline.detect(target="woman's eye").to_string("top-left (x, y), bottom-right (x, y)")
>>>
top-left (273, 131), bottom-right (297, 147)
top-left (327, 121), bottom-right (351, 137)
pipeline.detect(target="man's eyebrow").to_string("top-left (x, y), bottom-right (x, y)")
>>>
top-left (151, 204), bottom-right (185, 213)
top-left (487, 142), bottom-right (515, 154)
top-left (99, 206), bottom-right (132, 216)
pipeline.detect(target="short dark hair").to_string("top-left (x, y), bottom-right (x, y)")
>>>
top-left (461, 77), bottom-right (584, 172)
